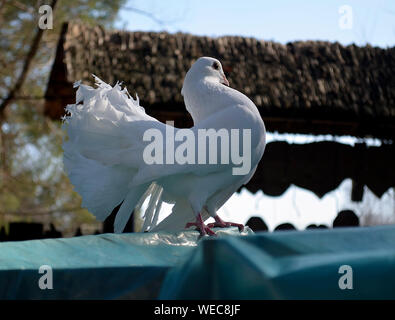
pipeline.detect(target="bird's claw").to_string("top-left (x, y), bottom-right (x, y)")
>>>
top-left (185, 221), bottom-right (216, 236)
top-left (207, 221), bottom-right (244, 232)
top-left (185, 213), bottom-right (217, 237)
top-left (207, 215), bottom-right (244, 232)
top-left (185, 213), bottom-right (244, 236)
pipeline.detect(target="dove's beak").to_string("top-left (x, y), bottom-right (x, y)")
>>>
top-left (221, 74), bottom-right (229, 86)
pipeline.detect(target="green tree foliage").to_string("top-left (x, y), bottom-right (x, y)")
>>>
top-left (0, 0), bottom-right (126, 235)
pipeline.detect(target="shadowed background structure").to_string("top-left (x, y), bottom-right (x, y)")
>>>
top-left (45, 22), bottom-right (395, 205)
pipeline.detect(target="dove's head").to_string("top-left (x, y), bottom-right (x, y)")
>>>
top-left (182, 57), bottom-right (229, 96)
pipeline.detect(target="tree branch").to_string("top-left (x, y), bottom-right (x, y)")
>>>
top-left (8, 0), bottom-right (35, 14)
top-left (122, 6), bottom-right (165, 26)
top-left (0, 0), bottom-right (58, 118)
top-left (0, 0), bottom-right (7, 28)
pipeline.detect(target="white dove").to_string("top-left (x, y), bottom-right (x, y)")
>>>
top-left (62, 57), bottom-right (266, 236)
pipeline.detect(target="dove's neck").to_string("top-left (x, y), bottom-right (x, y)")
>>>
top-left (182, 78), bottom-right (250, 125)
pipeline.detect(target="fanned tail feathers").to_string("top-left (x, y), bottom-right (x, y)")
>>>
top-left (63, 77), bottom-right (160, 232)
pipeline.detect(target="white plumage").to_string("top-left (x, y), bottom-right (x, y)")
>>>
top-left (62, 57), bottom-right (266, 235)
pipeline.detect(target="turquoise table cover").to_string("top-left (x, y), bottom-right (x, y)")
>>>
top-left (0, 225), bottom-right (394, 299)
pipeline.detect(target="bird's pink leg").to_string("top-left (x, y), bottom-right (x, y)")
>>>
top-left (185, 212), bottom-right (216, 236)
top-left (207, 215), bottom-right (244, 232)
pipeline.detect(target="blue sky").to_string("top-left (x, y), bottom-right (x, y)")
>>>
top-left (118, 0), bottom-right (395, 48)
top-left (117, 0), bottom-right (395, 229)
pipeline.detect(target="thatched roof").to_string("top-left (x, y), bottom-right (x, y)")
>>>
top-left (45, 22), bottom-right (395, 139)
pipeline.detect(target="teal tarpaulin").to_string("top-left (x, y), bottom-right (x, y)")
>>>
top-left (0, 225), bottom-right (395, 299)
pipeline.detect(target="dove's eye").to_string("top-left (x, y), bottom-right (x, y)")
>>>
top-left (212, 62), bottom-right (220, 70)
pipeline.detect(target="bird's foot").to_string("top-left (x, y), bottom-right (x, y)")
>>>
top-left (185, 213), bottom-right (216, 236)
top-left (207, 215), bottom-right (244, 232)
top-left (185, 222), bottom-right (216, 236)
